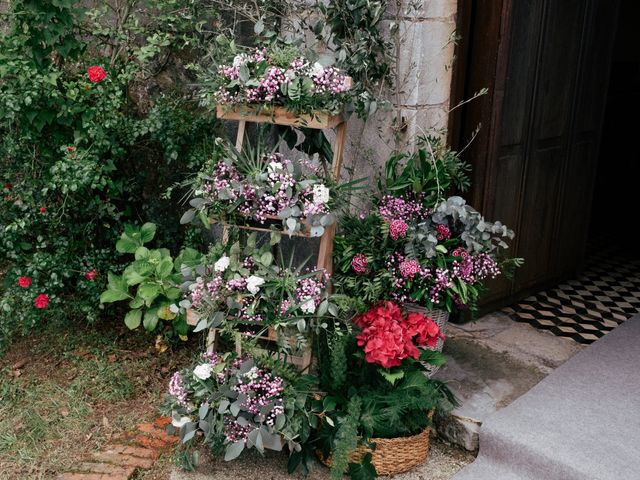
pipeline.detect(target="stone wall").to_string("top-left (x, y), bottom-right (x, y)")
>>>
top-left (337, 0), bottom-right (459, 184)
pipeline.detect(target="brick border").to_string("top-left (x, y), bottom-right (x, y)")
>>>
top-left (57, 417), bottom-right (177, 480)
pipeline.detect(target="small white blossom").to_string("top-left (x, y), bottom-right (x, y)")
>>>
top-left (246, 275), bottom-right (265, 295)
top-left (172, 415), bottom-right (192, 428)
top-left (245, 366), bottom-right (260, 380)
top-left (193, 363), bottom-right (213, 380)
top-left (300, 298), bottom-right (316, 314)
top-left (233, 54), bottom-right (250, 67)
top-left (310, 62), bottom-right (324, 77)
top-left (313, 184), bottom-right (330, 204)
top-left (214, 255), bottom-right (230, 272)
top-left (268, 161), bottom-right (283, 173)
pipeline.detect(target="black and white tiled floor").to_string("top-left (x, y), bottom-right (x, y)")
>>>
top-left (503, 246), bottom-right (640, 344)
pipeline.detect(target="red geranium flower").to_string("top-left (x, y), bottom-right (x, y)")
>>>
top-left (351, 253), bottom-right (369, 275)
top-left (39, 207), bottom-right (46, 213)
top-left (34, 293), bottom-right (49, 309)
top-left (18, 276), bottom-right (32, 288)
top-left (87, 65), bottom-right (107, 83)
top-left (84, 269), bottom-right (98, 281)
top-left (67, 146), bottom-right (74, 152)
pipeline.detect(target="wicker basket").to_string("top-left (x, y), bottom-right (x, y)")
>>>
top-left (318, 413), bottom-right (433, 476)
top-left (404, 304), bottom-right (449, 377)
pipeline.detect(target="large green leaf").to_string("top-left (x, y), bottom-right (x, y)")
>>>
top-left (156, 257), bottom-right (174, 279)
top-left (143, 308), bottom-right (159, 331)
top-left (100, 289), bottom-right (131, 303)
top-left (138, 282), bottom-right (160, 303)
top-left (124, 309), bottom-right (142, 329)
top-left (140, 222), bottom-right (157, 243)
top-left (116, 236), bottom-right (138, 253)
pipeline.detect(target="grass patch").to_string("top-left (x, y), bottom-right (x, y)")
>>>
top-left (0, 320), bottom-right (194, 479)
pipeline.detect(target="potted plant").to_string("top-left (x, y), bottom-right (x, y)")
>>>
top-left (309, 301), bottom-right (456, 479)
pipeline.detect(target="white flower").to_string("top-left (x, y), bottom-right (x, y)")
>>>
top-left (233, 54), bottom-right (249, 67)
top-left (246, 275), bottom-right (265, 295)
top-left (268, 161), bottom-right (283, 173)
top-left (172, 415), bottom-right (192, 428)
top-left (313, 184), bottom-right (330, 204)
top-left (310, 62), bottom-right (324, 77)
top-left (245, 366), bottom-right (260, 380)
top-left (284, 69), bottom-right (296, 82)
top-left (214, 255), bottom-right (230, 272)
top-left (300, 298), bottom-right (316, 314)
top-left (193, 363), bottom-right (213, 380)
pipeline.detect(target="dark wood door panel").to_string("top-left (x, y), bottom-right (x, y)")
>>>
top-left (553, 140), bottom-right (597, 273)
top-left (575, 1), bottom-right (620, 133)
top-left (498, 0), bottom-right (544, 147)
top-left (514, 146), bottom-right (563, 289)
top-left (454, 0), bottom-right (620, 309)
top-left (534, 0), bottom-right (586, 141)
top-left (487, 152), bottom-right (525, 230)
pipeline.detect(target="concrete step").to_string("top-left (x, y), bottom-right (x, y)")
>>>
top-left (433, 313), bottom-right (582, 451)
top-left (453, 315), bottom-right (640, 479)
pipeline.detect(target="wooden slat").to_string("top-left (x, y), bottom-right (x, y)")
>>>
top-left (217, 105), bottom-right (344, 130)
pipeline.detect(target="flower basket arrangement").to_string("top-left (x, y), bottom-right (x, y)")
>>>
top-left (199, 41), bottom-right (352, 117)
top-left (181, 139), bottom-right (357, 237)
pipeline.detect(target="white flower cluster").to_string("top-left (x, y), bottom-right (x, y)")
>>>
top-left (246, 275), bottom-right (265, 295)
top-left (313, 184), bottom-right (330, 205)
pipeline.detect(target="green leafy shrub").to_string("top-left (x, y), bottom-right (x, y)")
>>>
top-left (100, 223), bottom-right (203, 337)
top-left (0, 0), bottom-right (221, 352)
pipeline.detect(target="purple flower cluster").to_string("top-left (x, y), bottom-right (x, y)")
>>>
top-left (312, 66), bottom-right (349, 95)
top-left (429, 268), bottom-right (452, 305)
top-left (202, 154), bottom-right (330, 226)
top-left (168, 372), bottom-right (188, 407)
top-left (295, 269), bottom-right (330, 312)
top-left (378, 195), bottom-right (428, 222)
top-left (246, 66), bottom-right (285, 103)
top-left (223, 367), bottom-right (285, 442)
top-left (386, 252), bottom-right (432, 303)
top-left (213, 47), bottom-right (350, 108)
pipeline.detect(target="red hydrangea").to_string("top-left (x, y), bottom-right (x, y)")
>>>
top-left (18, 276), bottom-right (31, 288)
top-left (389, 219), bottom-right (408, 241)
top-left (354, 301), bottom-right (443, 369)
top-left (34, 293), bottom-right (49, 309)
top-left (87, 65), bottom-right (107, 83)
top-left (351, 253), bottom-right (369, 274)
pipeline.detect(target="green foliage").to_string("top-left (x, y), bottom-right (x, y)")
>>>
top-left (330, 395), bottom-right (363, 480)
top-left (381, 135), bottom-right (471, 206)
top-left (0, 0), bottom-right (222, 351)
top-left (314, 0), bottom-right (393, 117)
top-left (101, 223), bottom-right (202, 335)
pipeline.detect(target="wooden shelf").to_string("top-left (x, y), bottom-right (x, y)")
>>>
top-left (216, 105), bottom-right (344, 130)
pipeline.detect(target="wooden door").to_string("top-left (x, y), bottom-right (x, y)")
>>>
top-left (454, 0), bottom-right (620, 308)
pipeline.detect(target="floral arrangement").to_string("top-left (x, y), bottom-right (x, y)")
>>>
top-left (183, 140), bottom-right (346, 237)
top-left (311, 302), bottom-right (455, 479)
top-left (165, 352), bottom-right (318, 462)
top-left (333, 136), bottom-right (522, 314)
top-left (200, 41), bottom-right (351, 115)
top-left (183, 231), bottom-right (333, 344)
